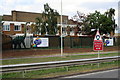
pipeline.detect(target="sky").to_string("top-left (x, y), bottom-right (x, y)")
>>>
top-left (0, 0), bottom-right (119, 24)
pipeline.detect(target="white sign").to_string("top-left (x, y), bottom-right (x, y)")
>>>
top-left (32, 38), bottom-right (49, 47)
top-left (94, 30), bottom-right (102, 41)
top-left (105, 38), bottom-right (113, 46)
top-left (93, 30), bottom-right (103, 51)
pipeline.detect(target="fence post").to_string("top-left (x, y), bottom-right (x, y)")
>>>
top-left (66, 66), bottom-right (69, 71)
top-left (22, 70), bottom-right (25, 78)
top-left (70, 36), bottom-right (72, 48)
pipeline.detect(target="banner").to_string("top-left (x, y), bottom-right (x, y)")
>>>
top-left (104, 38), bottom-right (113, 46)
top-left (32, 38), bottom-right (49, 47)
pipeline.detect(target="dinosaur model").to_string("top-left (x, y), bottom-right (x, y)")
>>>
top-left (12, 35), bottom-right (26, 49)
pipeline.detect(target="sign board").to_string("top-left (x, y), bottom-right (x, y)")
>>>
top-left (32, 38), bottom-right (49, 47)
top-left (93, 30), bottom-right (103, 51)
top-left (93, 41), bottom-right (103, 51)
top-left (104, 38), bottom-right (113, 46)
top-left (94, 30), bottom-right (102, 41)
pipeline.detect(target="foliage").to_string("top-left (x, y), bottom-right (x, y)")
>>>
top-left (82, 8), bottom-right (116, 35)
top-left (35, 17), bottom-right (43, 34)
top-left (0, 16), bottom-right (3, 34)
top-left (29, 24), bottom-right (36, 34)
top-left (74, 25), bottom-right (81, 36)
top-left (42, 3), bottom-right (59, 35)
top-left (66, 26), bottom-right (70, 36)
top-left (34, 3), bottom-right (59, 35)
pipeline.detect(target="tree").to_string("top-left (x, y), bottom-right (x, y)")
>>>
top-left (105, 8), bottom-right (116, 35)
top-left (105, 8), bottom-right (115, 19)
top-left (42, 3), bottom-right (59, 35)
top-left (35, 17), bottom-right (44, 35)
top-left (29, 23), bottom-right (36, 34)
top-left (34, 3), bottom-right (59, 35)
top-left (82, 11), bottom-right (101, 34)
top-left (0, 16), bottom-right (3, 34)
top-left (82, 9), bottom-right (116, 35)
top-left (66, 26), bottom-right (70, 36)
top-left (74, 25), bottom-right (81, 36)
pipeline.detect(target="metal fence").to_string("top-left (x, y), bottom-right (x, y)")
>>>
top-left (2, 35), bottom-right (119, 50)
top-left (63, 36), bottom-right (94, 48)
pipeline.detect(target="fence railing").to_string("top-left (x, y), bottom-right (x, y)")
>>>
top-left (1, 56), bottom-right (119, 73)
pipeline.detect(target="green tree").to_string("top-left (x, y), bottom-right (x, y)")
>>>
top-left (82, 9), bottom-right (116, 35)
top-left (0, 16), bottom-right (3, 34)
top-left (29, 24), bottom-right (36, 34)
top-left (105, 8), bottom-right (115, 18)
top-left (42, 3), bottom-right (59, 35)
top-left (35, 17), bottom-right (43, 34)
top-left (35, 3), bottom-right (59, 35)
top-left (66, 26), bottom-right (70, 36)
top-left (105, 8), bottom-right (116, 35)
top-left (82, 11), bottom-right (101, 34)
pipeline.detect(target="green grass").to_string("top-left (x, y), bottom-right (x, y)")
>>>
top-left (2, 60), bottom-right (119, 78)
top-left (2, 52), bottom-right (118, 65)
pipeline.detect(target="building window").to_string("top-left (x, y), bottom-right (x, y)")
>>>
top-left (14, 25), bottom-right (21, 31)
top-left (3, 25), bottom-right (10, 31)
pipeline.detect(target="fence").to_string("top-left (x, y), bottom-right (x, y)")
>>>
top-left (30, 36), bottom-right (94, 49)
top-left (2, 35), bottom-right (119, 50)
top-left (63, 36), bottom-right (94, 48)
top-left (2, 34), bottom-right (12, 50)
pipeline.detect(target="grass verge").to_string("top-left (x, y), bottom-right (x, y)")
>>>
top-left (2, 52), bottom-right (118, 65)
top-left (2, 60), bottom-right (119, 78)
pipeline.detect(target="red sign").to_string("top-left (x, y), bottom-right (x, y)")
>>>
top-left (93, 41), bottom-right (103, 51)
top-left (93, 30), bottom-right (103, 51)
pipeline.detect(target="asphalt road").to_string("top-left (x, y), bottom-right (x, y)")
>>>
top-left (51, 69), bottom-right (119, 80)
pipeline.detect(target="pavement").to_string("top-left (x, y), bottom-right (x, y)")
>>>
top-left (1, 51), bottom-right (118, 60)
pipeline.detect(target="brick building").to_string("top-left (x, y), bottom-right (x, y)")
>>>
top-left (2, 10), bottom-right (78, 35)
top-left (2, 21), bottom-right (26, 35)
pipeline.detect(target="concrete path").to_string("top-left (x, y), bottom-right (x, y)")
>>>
top-left (1, 51), bottom-right (118, 60)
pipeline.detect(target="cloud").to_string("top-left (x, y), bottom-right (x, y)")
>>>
top-left (0, 0), bottom-right (119, 24)
top-left (78, 0), bottom-right (118, 2)
top-left (80, 2), bottom-right (116, 10)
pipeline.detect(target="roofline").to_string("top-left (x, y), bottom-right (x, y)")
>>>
top-left (11, 10), bottom-right (68, 17)
top-left (12, 10), bottom-right (42, 14)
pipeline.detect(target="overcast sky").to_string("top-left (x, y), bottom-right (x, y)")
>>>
top-left (0, 0), bottom-right (119, 24)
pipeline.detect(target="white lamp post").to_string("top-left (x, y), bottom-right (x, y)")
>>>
top-left (61, 0), bottom-right (63, 56)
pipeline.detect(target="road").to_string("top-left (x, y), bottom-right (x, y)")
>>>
top-left (65, 69), bottom-right (119, 78)
top-left (51, 69), bottom-right (119, 80)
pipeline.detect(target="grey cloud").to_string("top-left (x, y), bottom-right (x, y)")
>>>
top-left (79, 2), bottom-right (117, 11)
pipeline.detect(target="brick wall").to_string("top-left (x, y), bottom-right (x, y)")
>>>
top-left (57, 15), bottom-right (68, 24)
top-left (3, 10), bottom-right (69, 23)
top-left (13, 11), bottom-right (42, 22)
top-left (3, 15), bottom-right (12, 21)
